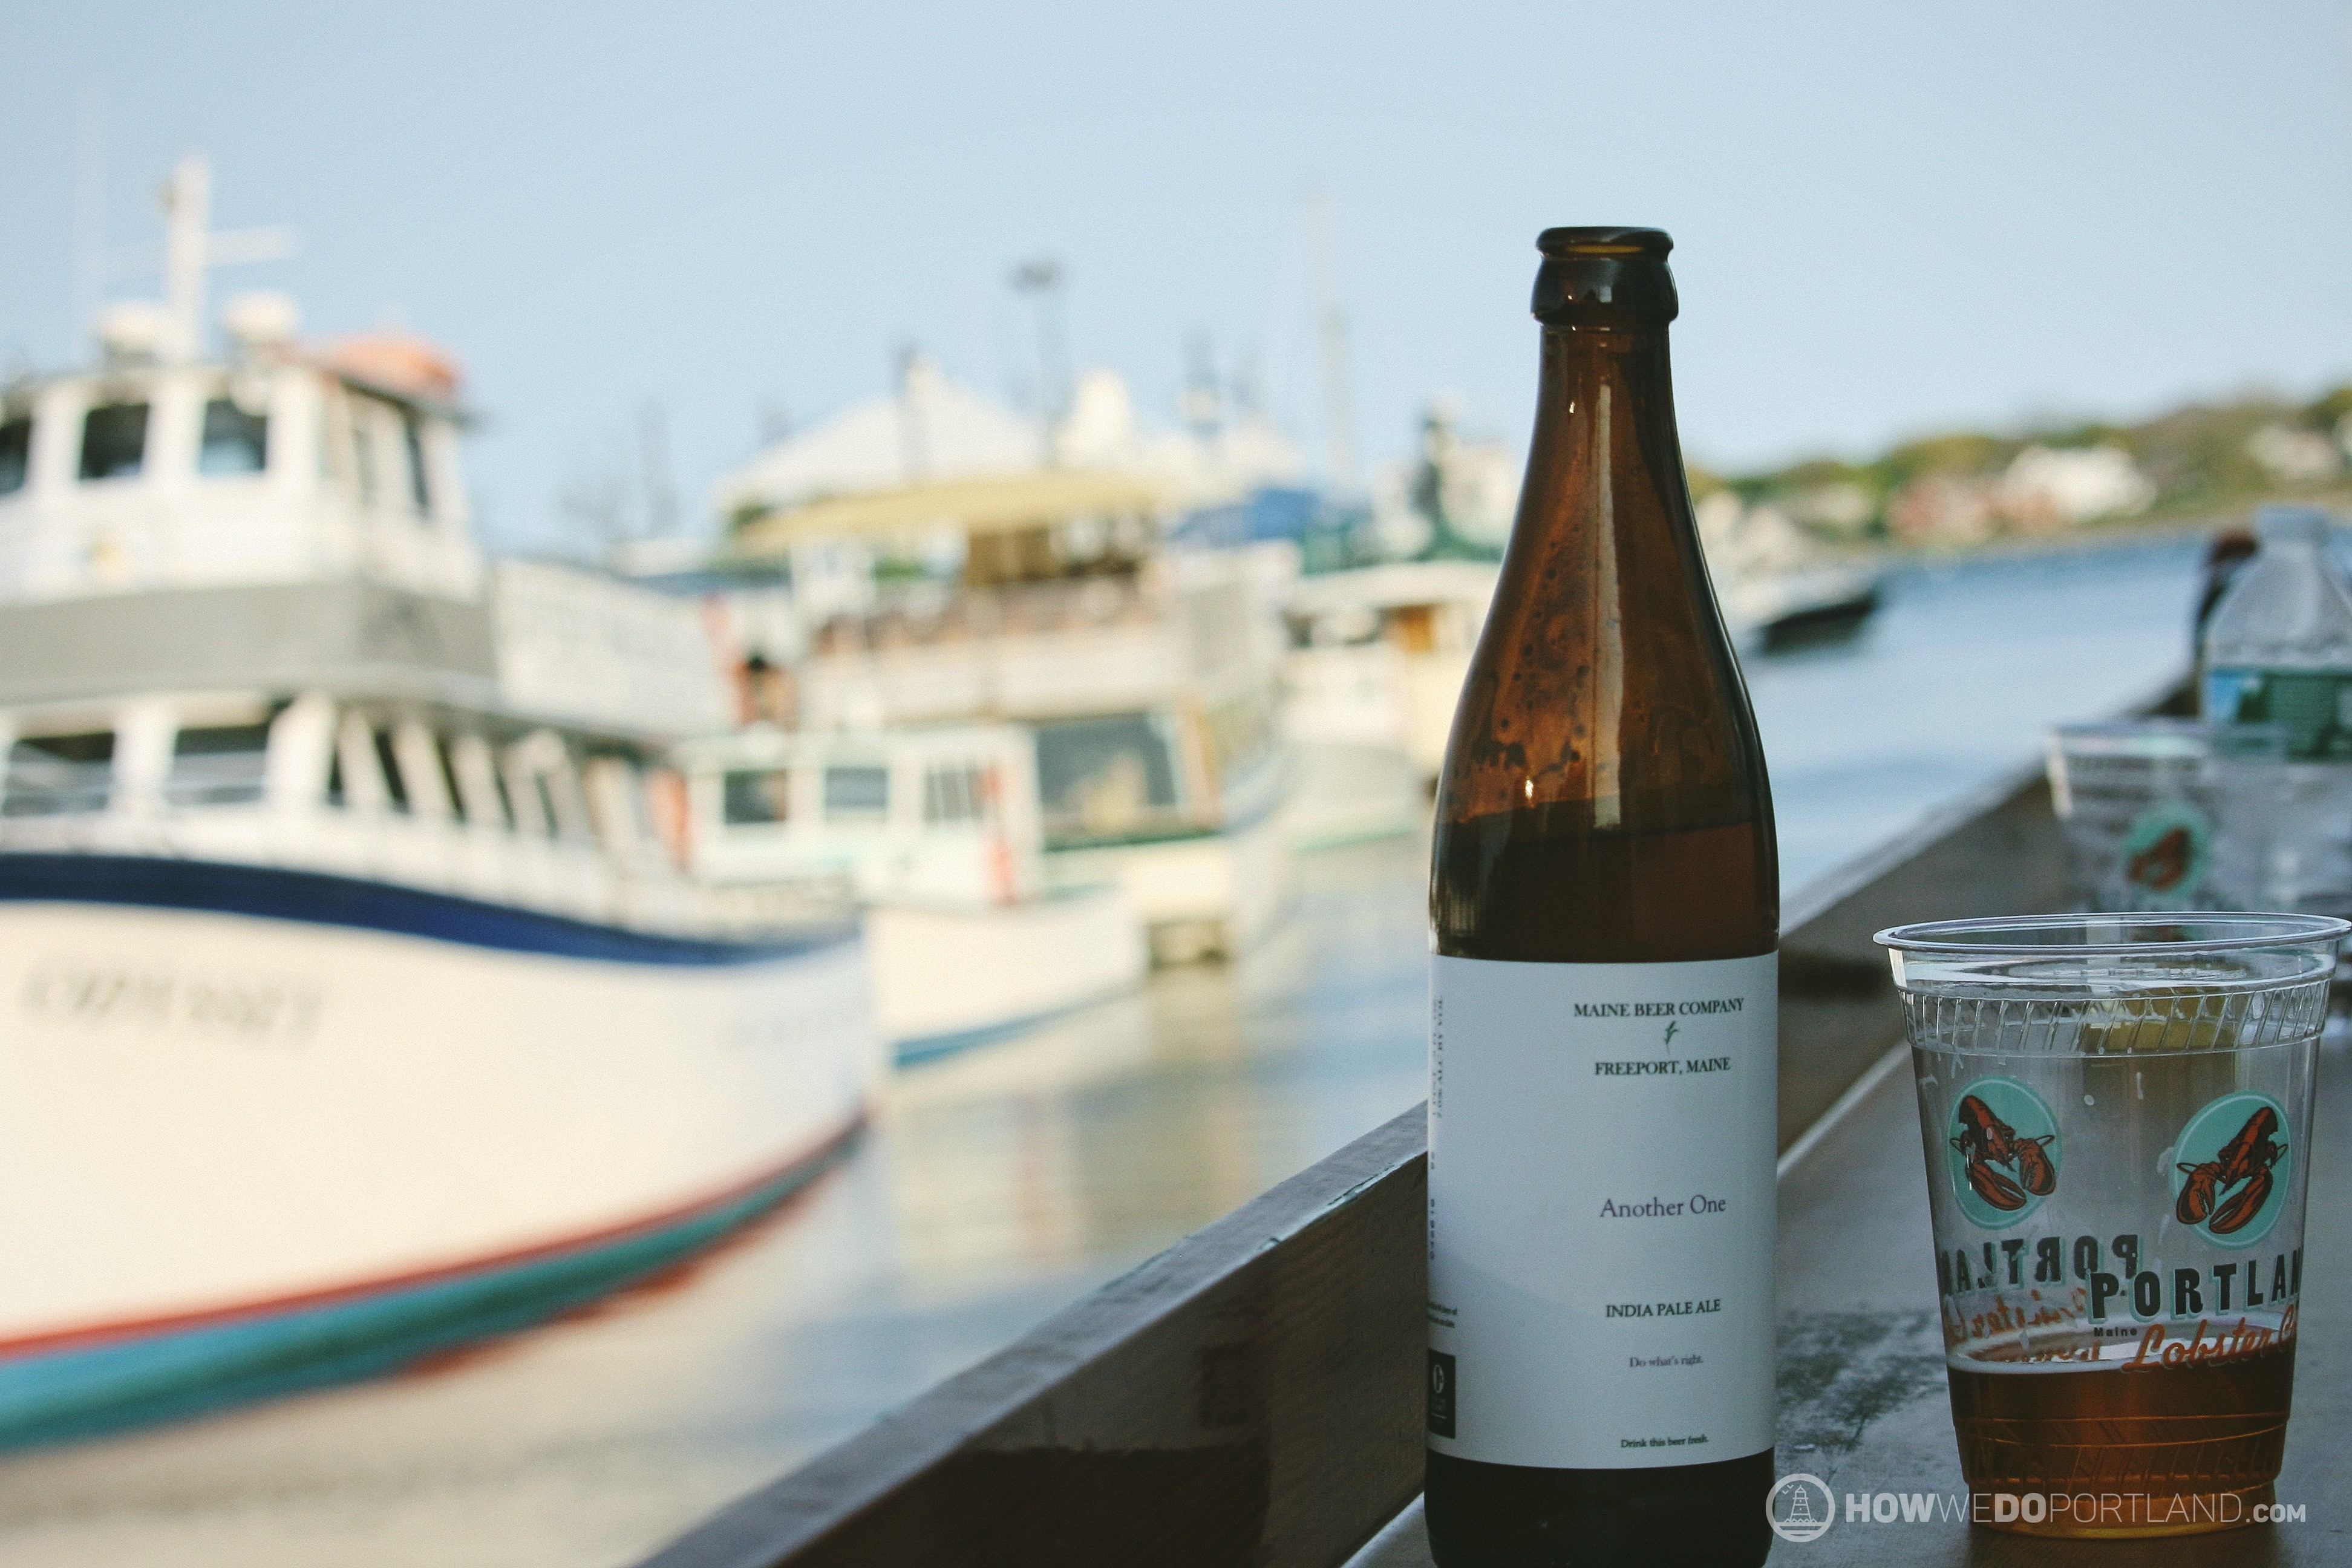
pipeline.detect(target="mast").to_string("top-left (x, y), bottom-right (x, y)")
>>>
top-left (1010, 257), bottom-right (1068, 463)
top-left (1306, 192), bottom-right (1359, 494)
top-left (160, 152), bottom-right (213, 364)
top-left (103, 152), bottom-right (299, 365)
top-left (72, 96), bottom-right (105, 354)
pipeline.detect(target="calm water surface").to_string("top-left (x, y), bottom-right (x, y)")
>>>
top-left (0, 542), bottom-right (2204, 1566)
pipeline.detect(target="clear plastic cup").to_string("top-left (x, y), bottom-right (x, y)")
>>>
top-left (1877, 913), bottom-right (2347, 1538)
top-left (2045, 720), bottom-right (2285, 913)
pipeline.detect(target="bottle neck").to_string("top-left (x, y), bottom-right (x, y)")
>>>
top-left (1431, 309), bottom-right (1777, 957)
top-left (1437, 314), bottom-right (1764, 835)
top-left (1522, 321), bottom-right (1685, 548)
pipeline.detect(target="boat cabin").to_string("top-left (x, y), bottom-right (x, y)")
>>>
top-left (0, 307), bottom-right (480, 605)
top-left (679, 724), bottom-right (1043, 909)
top-left (0, 688), bottom-right (701, 930)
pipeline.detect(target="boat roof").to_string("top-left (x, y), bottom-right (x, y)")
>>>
top-left (676, 721), bottom-right (1035, 768)
top-left (1287, 558), bottom-right (1500, 616)
top-left (729, 467), bottom-right (1183, 552)
top-left (712, 357), bottom-right (1300, 554)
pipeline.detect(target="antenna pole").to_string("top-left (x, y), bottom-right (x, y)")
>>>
top-left (639, 401), bottom-right (679, 537)
top-left (1307, 192), bottom-right (1359, 494)
top-left (895, 342), bottom-right (930, 482)
top-left (160, 151), bottom-right (212, 364)
top-left (72, 97), bottom-right (106, 358)
top-left (1011, 258), bottom-right (1067, 462)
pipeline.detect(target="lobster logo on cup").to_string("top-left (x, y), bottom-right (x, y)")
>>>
top-left (1945, 1077), bottom-right (2060, 1229)
top-left (2171, 1092), bottom-right (2291, 1249)
top-left (2120, 800), bottom-right (2210, 904)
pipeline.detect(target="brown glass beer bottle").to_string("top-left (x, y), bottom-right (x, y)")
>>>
top-left (1424, 228), bottom-right (1777, 1567)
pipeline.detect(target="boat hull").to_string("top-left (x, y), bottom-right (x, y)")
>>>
top-left (0, 855), bottom-right (875, 1445)
top-left (871, 885), bottom-right (1147, 1063)
top-left (1285, 740), bottom-right (1422, 851)
top-left (1043, 799), bottom-right (1293, 965)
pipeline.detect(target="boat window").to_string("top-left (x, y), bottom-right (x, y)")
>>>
top-left (499, 752), bottom-right (547, 836)
top-left (724, 768), bottom-right (790, 826)
top-left (490, 763), bottom-right (515, 829)
top-left (1204, 691), bottom-right (1277, 781)
top-left (1388, 603), bottom-right (1439, 655)
top-left (351, 402), bottom-right (379, 502)
top-left (402, 411), bottom-right (432, 514)
top-left (0, 414), bottom-right (30, 495)
top-left (1033, 713), bottom-right (1180, 835)
top-left (166, 723), bottom-right (272, 806)
top-left (372, 729), bottom-right (411, 812)
top-left (197, 398), bottom-right (269, 476)
top-left (3, 731), bottom-right (114, 817)
top-left (537, 765), bottom-right (598, 844)
top-left (823, 765), bottom-right (889, 821)
top-left (922, 763), bottom-right (988, 825)
top-left (79, 402), bottom-right (149, 481)
top-left (435, 736), bottom-right (468, 823)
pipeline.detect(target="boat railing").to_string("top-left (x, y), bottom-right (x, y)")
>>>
top-left (629, 676), bottom-right (2137, 1566)
top-left (812, 574), bottom-right (1158, 656)
top-left (797, 567), bottom-right (1289, 732)
top-left (0, 797), bottom-right (771, 939)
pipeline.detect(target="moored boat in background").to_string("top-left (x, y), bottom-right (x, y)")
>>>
top-left (711, 362), bottom-right (1301, 965)
top-left (0, 157), bottom-right (878, 1446)
top-left (679, 722), bottom-right (1146, 1062)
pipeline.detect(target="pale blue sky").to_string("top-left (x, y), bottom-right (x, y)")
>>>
top-left (4, 2), bottom-right (2349, 551)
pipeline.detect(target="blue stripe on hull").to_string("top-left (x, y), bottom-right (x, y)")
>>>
top-left (892, 979), bottom-right (1138, 1067)
top-left (0, 852), bottom-right (854, 965)
top-left (0, 1129), bottom-right (860, 1450)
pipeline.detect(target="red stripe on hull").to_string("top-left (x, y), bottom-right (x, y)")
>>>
top-left (0, 1111), bottom-right (866, 1361)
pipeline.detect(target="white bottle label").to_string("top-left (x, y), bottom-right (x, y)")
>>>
top-left (1426, 952), bottom-right (1777, 1468)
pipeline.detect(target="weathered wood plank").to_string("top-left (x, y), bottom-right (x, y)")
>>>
top-left (637, 1108), bottom-right (1428, 1568)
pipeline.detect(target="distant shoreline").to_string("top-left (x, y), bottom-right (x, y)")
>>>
top-left (1856, 488), bottom-right (2352, 570)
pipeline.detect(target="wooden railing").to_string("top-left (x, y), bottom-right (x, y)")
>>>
top-left (639, 695), bottom-right (2159, 1568)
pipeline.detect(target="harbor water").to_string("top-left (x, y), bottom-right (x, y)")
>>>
top-left (0, 540), bottom-right (2206, 1566)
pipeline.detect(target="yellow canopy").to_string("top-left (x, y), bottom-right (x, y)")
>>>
top-left (730, 468), bottom-right (1181, 555)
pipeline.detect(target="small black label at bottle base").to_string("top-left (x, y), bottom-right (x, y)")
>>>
top-left (1427, 1350), bottom-right (1457, 1438)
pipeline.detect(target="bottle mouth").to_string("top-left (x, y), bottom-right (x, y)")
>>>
top-left (1537, 227), bottom-right (1673, 260)
top-left (1532, 227), bottom-right (1677, 324)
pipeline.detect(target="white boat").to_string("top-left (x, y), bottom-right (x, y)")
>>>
top-left (1278, 501), bottom-right (1881, 826)
top-left (0, 157), bottom-right (877, 1446)
top-left (1697, 491), bottom-right (1882, 650)
top-left (678, 722), bottom-right (1147, 1061)
top-left (711, 365), bottom-right (1300, 965)
top-left (1284, 558), bottom-right (1498, 800)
